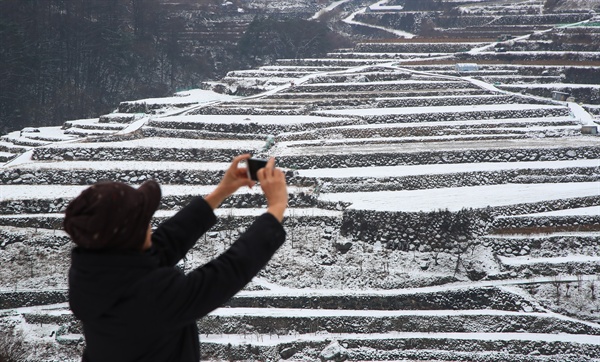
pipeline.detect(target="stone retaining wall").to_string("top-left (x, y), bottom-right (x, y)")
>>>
top-left (355, 42), bottom-right (483, 53)
top-left (202, 339), bottom-right (592, 362)
top-left (0, 199), bottom-right (70, 216)
top-left (309, 95), bottom-right (542, 111)
top-left (584, 105), bottom-right (600, 116)
top-left (269, 89), bottom-right (488, 99)
top-left (198, 313), bottom-right (598, 335)
top-left (98, 113), bottom-right (136, 123)
top-left (492, 214), bottom-right (600, 231)
top-left (338, 108), bottom-right (570, 124)
top-left (486, 234), bottom-right (600, 258)
top-left (142, 127), bottom-right (266, 140)
top-left (339, 196), bottom-right (600, 253)
top-left (35, 139), bottom-right (595, 167)
top-left (118, 101), bottom-right (197, 114)
top-left (32, 146), bottom-right (252, 162)
top-left (500, 85), bottom-right (600, 105)
top-left (0, 190), bottom-right (319, 216)
top-left (147, 119), bottom-right (351, 134)
top-left (0, 228), bottom-right (69, 249)
top-left (308, 72), bottom-right (412, 83)
top-left (278, 146), bottom-right (600, 169)
top-left (225, 286), bottom-right (538, 311)
top-left (0, 168), bottom-right (225, 186)
top-left (0, 286), bottom-right (539, 312)
top-left (373, 95), bottom-right (536, 109)
top-left (0, 290), bottom-right (67, 309)
top-left (461, 51), bottom-right (600, 63)
top-left (293, 81), bottom-right (472, 94)
top-left (278, 120), bottom-right (578, 141)
top-left (344, 338), bottom-right (600, 360)
top-left (188, 106), bottom-right (304, 116)
top-left (505, 260), bottom-right (600, 277)
top-left (340, 208), bottom-right (490, 253)
top-left (317, 167), bottom-right (600, 193)
top-left (0, 209), bottom-right (338, 232)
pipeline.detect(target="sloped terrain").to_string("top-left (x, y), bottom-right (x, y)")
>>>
top-left (1, 1), bottom-right (600, 361)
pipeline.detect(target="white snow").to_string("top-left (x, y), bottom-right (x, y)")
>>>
top-left (285, 134), bottom-right (529, 147)
top-left (342, 2), bottom-right (416, 39)
top-left (324, 116), bottom-right (574, 130)
top-left (200, 331), bottom-right (600, 346)
top-left (276, 137), bottom-right (600, 157)
top-left (298, 159), bottom-right (600, 179)
top-left (157, 207), bottom-right (341, 219)
top-left (0, 184), bottom-right (311, 201)
top-left (318, 182), bottom-right (600, 212)
top-left (42, 137), bottom-right (264, 150)
top-left (503, 83), bottom-right (600, 90)
top-left (124, 89), bottom-right (240, 105)
top-left (209, 307), bottom-right (551, 319)
top-left (5, 160), bottom-right (233, 172)
top-left (23, 127), bottom-right (77, 141)
top-left (116, 116), bottom-right (150, 135)
top-left (517, 205), bottom-right (600, 217)
top-left (320, 104), bottom-right (565, 117)
top-left (149, 114), bottom-right (350, 125)
top-left (499, 255), bottom-right (600, 266)
top-left (569, 102), bottom-right (597, 126)
top-left (309, 0), bottom-right (351, 20)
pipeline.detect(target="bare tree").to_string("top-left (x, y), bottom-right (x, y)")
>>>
top-left (551, 275), bottom-right (562, 304)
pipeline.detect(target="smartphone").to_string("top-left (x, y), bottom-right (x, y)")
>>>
top-left (246, 158), bottom-right (268, 181)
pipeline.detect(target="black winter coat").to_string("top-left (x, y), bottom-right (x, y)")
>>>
top-left (68, 197), bottom-right (286, 362)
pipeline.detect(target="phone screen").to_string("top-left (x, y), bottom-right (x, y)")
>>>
top-left (247, 158), bottom-right (268, 181)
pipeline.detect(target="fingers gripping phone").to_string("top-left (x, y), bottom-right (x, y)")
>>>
top-left (246, 158), bottom-right (268, 181)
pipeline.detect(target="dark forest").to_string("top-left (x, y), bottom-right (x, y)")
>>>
top-left (0, 0), bottom-right (346, 135)
top-left (0, 0), bottom-right (192, 134)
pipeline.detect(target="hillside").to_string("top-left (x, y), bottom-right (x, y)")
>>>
top-left (1, 0), bottom-right (600, 361)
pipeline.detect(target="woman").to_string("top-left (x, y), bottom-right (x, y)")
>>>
top-left (65, 155), bottom-right (287, 362)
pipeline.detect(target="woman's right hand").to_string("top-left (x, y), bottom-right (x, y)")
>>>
top-left (257, 158), bottom-right (288, 223)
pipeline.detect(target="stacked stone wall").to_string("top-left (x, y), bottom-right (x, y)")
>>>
top-left (295, 81), bottom-right (471, 94)
top-left (0, 169), bottom-right (224, 186)
top-left (0, 291), bottom-right (67, 309)
top-left (500, 86), bottom-right (600, 105)
top-left (460, 51), bottom-right (600, 63)
top-left (188, 106), bottom-right (304, 116)
top-left (343, 108), bottom-right (570, 124)
top-left (146, 119), bottom-right (350, 134)
top-left (486, 234), bottom-right (600, 258)
top-left (317, 167), bottom-right (600, 193)
top-left (492, 214), bottom-right (600, 234)
top-left (31, 147), bottom-right (251, 162)
top-left (0, 188), bottom-right (318, 216)
top-left (339, 196), bottom-right (600, 253)
top-left (278, 146), bottom-right (600, 169)
top-left (355, 42), bottom-right (483, 53)
top-left (279, 120), bottom-right (578, 141)
top-left (309, 72), bottom-right (412, 83)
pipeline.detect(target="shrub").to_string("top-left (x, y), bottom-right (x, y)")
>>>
top-left (0, 326), bottom-right (26, 362)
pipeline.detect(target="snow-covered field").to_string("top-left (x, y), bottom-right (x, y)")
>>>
top-left (319, 182), bottom-right (600, 212)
